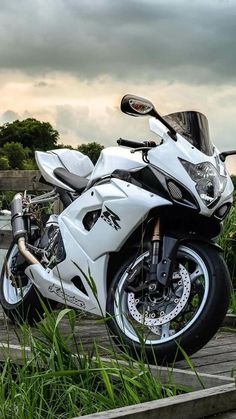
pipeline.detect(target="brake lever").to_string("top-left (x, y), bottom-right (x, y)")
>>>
top-left (130, 147), bottom-right (153, 154)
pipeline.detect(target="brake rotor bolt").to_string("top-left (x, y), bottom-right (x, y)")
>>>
top-left (178, 281), bottom-right (182, 285)
top-left (135, 299), bottom-right (139, 304)
top-left (174, 298), bottom-right (179, 303)
top-left (160, 311), bottom-right (165, 316)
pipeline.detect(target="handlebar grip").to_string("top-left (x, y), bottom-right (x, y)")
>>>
top-left (117, 138), bottom-right (156, 148)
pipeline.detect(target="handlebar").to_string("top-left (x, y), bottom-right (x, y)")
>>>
top-left (117, 138), bottom-right (157, 148)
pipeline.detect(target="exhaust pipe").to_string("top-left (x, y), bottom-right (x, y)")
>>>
top-left (18, 237), bottom-right (39, 265)
top-left (11, 193), bottom-right (39, 265)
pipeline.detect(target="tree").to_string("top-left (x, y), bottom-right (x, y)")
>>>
top-left (77, 142), bottom-right (104, 164)
top-left (0, 118), bottom-right (59, 151)
top-left (3, 142), bottom-right (29, 169)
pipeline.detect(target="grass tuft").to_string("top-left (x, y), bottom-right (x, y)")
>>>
top-left (0, 307), bottom-right (192, 418)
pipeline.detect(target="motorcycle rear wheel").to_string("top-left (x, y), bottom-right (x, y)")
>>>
top-left (0, 242), bottom-right (56, 325)
top-left (106, 242), bottom-right (231, 364)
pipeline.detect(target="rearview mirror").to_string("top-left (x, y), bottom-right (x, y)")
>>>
top-left (121, 94), bottom-right (177, 140)
top-left (121, 94), bottom-right (156, 117)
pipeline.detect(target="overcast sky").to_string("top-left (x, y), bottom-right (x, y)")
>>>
top-left (0, 0), bottom-right (236, 172)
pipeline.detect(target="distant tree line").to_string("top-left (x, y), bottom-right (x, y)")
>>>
top-left (0, 118), bottom-right (104, 170)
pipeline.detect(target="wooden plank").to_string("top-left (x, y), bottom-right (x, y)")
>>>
top-left (207, 412), bottom-right (236, 419)
top-left (0, 170), bottom-right (51, 191)
top-left (0, 230), bottom-right (12, 248)
top-left (77, 383), bottom-right (236, 419)
top-left (186, 343), bottom-right (236, 359)
top-left (203, 334), bottom-right (236, 347)
top-left (177, 352), bottom-right (236, 369)
top-left (195, 361), bottom-right (236, 375)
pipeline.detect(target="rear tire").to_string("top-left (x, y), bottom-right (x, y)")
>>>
top-left (0, 242), bottom-right (56, 325)
top-left (106, 242), bottom-right (231, 364)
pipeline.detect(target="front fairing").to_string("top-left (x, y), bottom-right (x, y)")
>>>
top-left (148, 118), bottom-right (234, 216)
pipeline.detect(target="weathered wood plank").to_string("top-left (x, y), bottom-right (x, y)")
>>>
top-left (77, 384), bottom-right (236, 419)
top-left (0, 230), bottom-right (12, 248)
top-left (190, 343), bottom-right (236, 359)
top-left (194, 361), bottom-right (236, 375)
top-left (177, 351), bottom-right (236, 369)
top-left (203, 334), bottom-right (236, 347)
top-left (0, 170), bottom-right (51, 191)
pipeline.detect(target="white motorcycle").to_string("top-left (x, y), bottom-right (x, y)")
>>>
top-left (1, 95), bottom-right (235, 363)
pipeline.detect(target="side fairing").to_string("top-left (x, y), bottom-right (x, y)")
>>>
top-left (59, 178), bottom-right (171, 260)
top-left (35, 179), bottom-right (170, 314)
top-left (89, 147), bottom-right (146, 182)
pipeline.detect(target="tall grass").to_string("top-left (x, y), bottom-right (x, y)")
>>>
top-left (0, 307), bottom-right (191, 419)
top-left (219, 206), bottom-right (236, 286)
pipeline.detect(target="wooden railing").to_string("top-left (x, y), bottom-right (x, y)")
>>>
top-left (0, 170), bottom-right (50, 192)
top-left (0, 170), bottom-right (52, 249)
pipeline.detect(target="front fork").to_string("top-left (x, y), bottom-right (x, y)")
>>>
top-left (150, 218), bottom-right (179, 288)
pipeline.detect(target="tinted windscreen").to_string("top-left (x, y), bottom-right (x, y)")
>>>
top-left (163, 111), bottom-right (214, 156)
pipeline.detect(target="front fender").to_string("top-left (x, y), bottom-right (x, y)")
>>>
top-left (178, 236), bottom-right (223, 252)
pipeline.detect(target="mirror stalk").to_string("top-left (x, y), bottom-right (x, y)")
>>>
top-left (220, 150), bottom-right (236, 162)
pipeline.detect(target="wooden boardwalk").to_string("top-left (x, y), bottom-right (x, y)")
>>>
top-left (0, 306), bottom-right (235, 378)
top-left (0, 218), bottom-right (235, 378)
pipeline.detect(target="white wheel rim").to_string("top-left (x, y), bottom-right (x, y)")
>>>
top-left (113, 246), bottom-right (210, 345)
top-left (2, 245), bottom-right (32, 305)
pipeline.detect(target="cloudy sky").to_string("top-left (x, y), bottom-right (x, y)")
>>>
top-left (0, 0), bottom-right (236, 172)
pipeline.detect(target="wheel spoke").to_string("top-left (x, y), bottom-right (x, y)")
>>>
top-left (161, 322), bottom-right (170, 339)
top-left (148, 325), bottom-right (161, 335)
top-left (190, 266), bottom-right (203, 282)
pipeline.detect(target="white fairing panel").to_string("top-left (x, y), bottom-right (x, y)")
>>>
top-left (26, 179), bottom-right (171, 315)
top-left (35, 149), bottom-right (94, 191)
top-left (148, 118), bottom-right (234, 216)
top-left (51, 149), bottom-right (94, 177)
top-left (90, 147), bottom-right (146, 182)
top-left (59, 178), bottom-right (171, 260)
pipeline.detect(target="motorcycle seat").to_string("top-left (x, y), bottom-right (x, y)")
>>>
top-left (53, 167), bottom-right (89, 192)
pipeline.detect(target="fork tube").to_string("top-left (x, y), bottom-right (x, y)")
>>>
top-left (151, 218), bottom-right (161, 266)
top-left (148, 218), bottom-right (161, 285)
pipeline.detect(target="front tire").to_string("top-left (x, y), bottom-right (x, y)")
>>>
top-left (106, 242), bottom-right (231, 364)
top-left (0, 242), bottom-right (55, 325)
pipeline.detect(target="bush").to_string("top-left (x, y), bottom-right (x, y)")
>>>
top-left (0, 156), bottom-right (10, 170)
top-left (218, 205), bottom-right (236, 287)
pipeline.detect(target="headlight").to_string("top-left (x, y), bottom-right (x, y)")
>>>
top-left (180, 160), bottom-right (227, 207)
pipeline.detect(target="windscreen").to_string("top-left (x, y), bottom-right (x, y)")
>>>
top-left (163, 111), bottom-right (214, 156)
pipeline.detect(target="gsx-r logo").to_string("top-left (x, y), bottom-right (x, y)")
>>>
top-left (101, 206), bottom-right (121, 231)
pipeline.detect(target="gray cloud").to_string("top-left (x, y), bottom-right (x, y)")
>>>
top-left (55, 104), bottom-right (150, 147)
top-left (0, 0), bottom-right (236, 84)
top-left (0, 110), bottom-right (19, 123)
top-left (34, 81), bottom-right (49, 88)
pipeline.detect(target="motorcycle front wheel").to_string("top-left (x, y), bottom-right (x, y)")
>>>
top-left (106, 242), bottom-right (231, 364)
